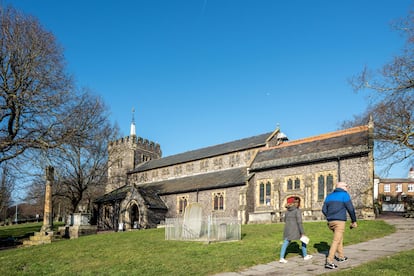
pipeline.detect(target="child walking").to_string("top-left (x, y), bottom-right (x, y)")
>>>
top-left (279, 197), bottom-right (312, 263)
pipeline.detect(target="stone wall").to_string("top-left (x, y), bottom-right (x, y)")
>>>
top-left (250, 155), bottom-right (374, 222)
top-left (130, 149), bottom-right (257, 184)
top-left (161, 186), bottom-right (242, 220)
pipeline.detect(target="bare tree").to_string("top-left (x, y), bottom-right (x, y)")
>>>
top-left (0, 6), bottom-right (79, 164)
top-left (0, 162), bottom-right (14, 221)
top-left (46, 91), bottom-right (118, 213)
top-left (347, 11), bottom-right (414, 174)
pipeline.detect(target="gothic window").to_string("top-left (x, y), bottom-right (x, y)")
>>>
top-left (259, 181), bottom-right (272, 206)
top-left (162, 168), bottom-right (170, 176)
top-left (294, 178), bottom-right (300, 189)
top-left (213, 158), bottom-right (223, 168)
top-left (200, 160), bottom-right (209, 170)
top-left (174, 165), bottom-right (182, 176)
top-left (327, 174), bottom-right (334, 193)
top-left (213, 192), bottom-right (224, 211)
top-left (318, 175), bottom-right (325, 201)
top-left (287, 179), bottom-right (293, 190)
top-left (229, 154), bottom-right (240, 167)
top-left (287, 177), bottom-right (300, 190)
top-left (317, 173), bottom-right (335, 201)
top-left (178, 196), bottom-right (188, 214)
top-left (186, 163), bottom-right (194, 172)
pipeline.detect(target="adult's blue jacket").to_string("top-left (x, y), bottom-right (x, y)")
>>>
top-left (322, 188), bottom-right (357, 223)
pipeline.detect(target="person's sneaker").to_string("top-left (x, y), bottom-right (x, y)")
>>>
top-left (279, 258), bottom-right (288, 263)
top-left (335, 256), bottom-right (348, 262)
top-left (325, 262), bottom-right (338, 269)
top-left (304, 255), bottom-right (313, 260)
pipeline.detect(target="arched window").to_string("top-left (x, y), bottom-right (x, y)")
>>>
top-left (259, 181), bottom-right (272, 205)
top-left (294, 178), bottom-right (301, 189)
top-left (318, 173), bottom-right (335, 201)
top-left (287, 179), bottom-right (293, 190)
top-left (213, 192), bottom-right (224, 210)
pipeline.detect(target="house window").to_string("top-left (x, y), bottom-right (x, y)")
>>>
top-left (213, 192), bottom-right (224, 211)
top-left (178, 196), bottom-right (188, 214)
top-left (259, 181), bottom-right (272, 205)
top-left (385, 196), bottom-right (391, 201)
top-left (396, 184), bottom-right (402, 193)
top-left (408, 184), bottom-right (414, 192)
top-left (384, 184), bottom-right (390, 193)
top-left (317, 173), bottom-right (335, 201)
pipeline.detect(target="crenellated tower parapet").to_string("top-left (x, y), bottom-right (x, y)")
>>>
top-left (109, 135), bottom-right (162, 156)
top-left (107, 134), bottom-right (162, 193)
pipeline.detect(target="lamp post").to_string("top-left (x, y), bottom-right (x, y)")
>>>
top-left (14, 203), bottom-right (18, 224)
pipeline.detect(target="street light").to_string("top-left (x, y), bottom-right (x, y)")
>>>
top-left (14, 203), bottom-right (18, 224)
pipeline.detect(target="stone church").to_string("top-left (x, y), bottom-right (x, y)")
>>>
top-left (95, 118), bottom-right (375, 231)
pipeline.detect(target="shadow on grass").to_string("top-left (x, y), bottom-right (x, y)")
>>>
top-left (285, 241), bottom-right (330, 257)
top-left (0, 232), bottom-right (34, 250)
top-left (286, 242), bottom-right (301, 255)
top-left (314, 241), bottom-right (330, 256)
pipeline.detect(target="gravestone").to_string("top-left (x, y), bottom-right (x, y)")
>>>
top-left (64, 213), bottom-right (97, 239)
top-left (182, 203), bottom-right (203, 239)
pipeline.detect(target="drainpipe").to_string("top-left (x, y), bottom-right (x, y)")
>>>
top-left (337, 158), bottom-right (341, 182)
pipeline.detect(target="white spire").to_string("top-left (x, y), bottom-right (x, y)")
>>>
top-left (130, 108), bottom-right (136, 136)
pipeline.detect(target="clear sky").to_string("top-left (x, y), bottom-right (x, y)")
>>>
top-left (4, 0), bottom-right (413, 178)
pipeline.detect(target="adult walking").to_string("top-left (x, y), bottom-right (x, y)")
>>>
top-left (279, 197), bottom-right (312, 263)
top-left (322, 182), bottom-right (357, 269)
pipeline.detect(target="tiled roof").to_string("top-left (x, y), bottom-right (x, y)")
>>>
top-left (130, 132), bottom-right (273, 173)
top-left (94, 185), bottom-right (167, 209)
top-left (95, 168), bottom-right (249, 203)
top-left (94, 185), bottom-right (130, 203)
top-left (136, 186), bottom-right (168, 209)
top-left (138, 167), bottom-right (249, 195)
top-left (251, 126), bottom-right (371, 171)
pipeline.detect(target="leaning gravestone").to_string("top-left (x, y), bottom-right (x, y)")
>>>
top-left (182, 203), bottom-right (203, 239)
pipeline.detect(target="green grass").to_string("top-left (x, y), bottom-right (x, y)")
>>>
top-left (0, 222), bottom-right (64, 239)
top-left (0, 220), bottom-right (396, 275)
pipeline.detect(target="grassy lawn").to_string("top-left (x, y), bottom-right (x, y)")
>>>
top-left (0, 220), bottom-right (395, 275)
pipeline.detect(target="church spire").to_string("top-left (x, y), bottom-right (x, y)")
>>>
top-left (130, 108), bottom-right (136, 136)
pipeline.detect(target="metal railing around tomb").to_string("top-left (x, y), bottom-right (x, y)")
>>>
top-left (164, 215), bottom-right (241, 242)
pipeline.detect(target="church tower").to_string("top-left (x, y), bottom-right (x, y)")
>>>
top-left (106, 109), bottom-right (162, 193)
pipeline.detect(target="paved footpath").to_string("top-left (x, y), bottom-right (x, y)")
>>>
top-left (215, 218), bottom-right (414, 276)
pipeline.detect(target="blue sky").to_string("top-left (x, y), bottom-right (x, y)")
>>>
top-left (5, 0), bottom-right (413, 178)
